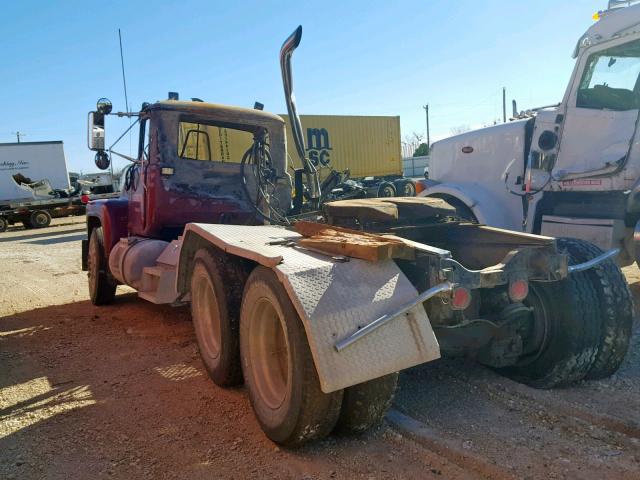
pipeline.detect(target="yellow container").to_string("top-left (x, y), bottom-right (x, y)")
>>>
top-left (178, 114), bottom-right (402, 179)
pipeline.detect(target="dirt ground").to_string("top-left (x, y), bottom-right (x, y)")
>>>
top-left (1, 217), bottom-right (639, 479)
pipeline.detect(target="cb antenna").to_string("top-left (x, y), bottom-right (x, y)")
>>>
top-left (118, 28), bottom-right (131, 176)
top-left (118, 28), bottom-right (129, 114)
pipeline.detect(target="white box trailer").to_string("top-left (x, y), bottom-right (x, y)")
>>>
top-left (0, 141), bottom-right (70, 203)
top-left (0, 141), bottom-right (111, 232)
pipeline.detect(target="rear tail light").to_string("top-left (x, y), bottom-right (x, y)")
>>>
top-left (509, 279), bottom-right (529, 302)
top-left (80, 194), bottom-right (90, 204)
top-left (451, 286), bottom-right (472, 310)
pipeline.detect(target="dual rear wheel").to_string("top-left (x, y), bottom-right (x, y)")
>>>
top-left (189, 252), bottom-right (397, 446)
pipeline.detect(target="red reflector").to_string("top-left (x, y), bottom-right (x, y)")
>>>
top-left (80, 194), bottom-right (90, 204)
top-left (451, 287), bottom-right (471, 310)
top-left (509, 279), bottom-right (529, 302)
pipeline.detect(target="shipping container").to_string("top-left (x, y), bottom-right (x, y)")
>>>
top-left (178, 114), bottom-right (402, 180)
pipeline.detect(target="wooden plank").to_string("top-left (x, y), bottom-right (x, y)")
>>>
top-left (323, 199), bottom-right (399, 222)
top-left (294, 221), bottom-right (415, 262)
top-left (377, 197), bottom-right (456, 218)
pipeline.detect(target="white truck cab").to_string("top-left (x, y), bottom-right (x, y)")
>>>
top-left (423, 1), bottom-right (640, 266)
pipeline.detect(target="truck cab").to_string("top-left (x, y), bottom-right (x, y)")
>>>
top-left (424, 1), bottom-right (640, 266)
top-left (85, 99), bottom-right (294, 259)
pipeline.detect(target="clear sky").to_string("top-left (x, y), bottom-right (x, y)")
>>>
top-left (0, 0), bottom-right (604, 174)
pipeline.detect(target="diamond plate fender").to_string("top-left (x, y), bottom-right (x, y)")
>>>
top-left (179, 223), bottom-right (441, 393)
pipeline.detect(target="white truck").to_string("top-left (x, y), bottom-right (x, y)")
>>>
top-left (421, 1), bottom-right (640, 267)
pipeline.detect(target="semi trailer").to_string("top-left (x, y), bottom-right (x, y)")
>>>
top-left (82, 26), bottom-right (632, 446)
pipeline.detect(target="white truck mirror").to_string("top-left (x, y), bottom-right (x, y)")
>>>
top-left (88, 111), bottom-right (105, 152)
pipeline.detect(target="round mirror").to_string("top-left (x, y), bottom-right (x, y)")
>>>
top-left (96, 98), bottom-right (113, 115)
top-left (95, 151), bottom-right (110, 170)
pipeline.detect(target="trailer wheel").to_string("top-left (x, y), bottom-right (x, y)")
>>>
top-left (190, 249), bottom-right (243, 387)
top-left (556, 238), bottom-right (633, 380)
top-left (30, 210), bottom-right (52, 228)
top-left (333, 372), bottom-right (398, 435)
top-left (87, 226), bottom-right (116, 305)
top-left (496, 262), bottom-right (600, 389)
top-left (377, 182), bottom-right (396, 198)
top-left (240, 266), bottom-right (343, 446)
top-left (393, 179), bottom-right (416, 197)
top-left (0, 217), bottom-right (7, 233)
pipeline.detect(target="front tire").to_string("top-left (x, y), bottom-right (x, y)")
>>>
top-left (240, 266), bottom-right (343, 446)
top-left (190, 249), bottom-right (244, 387)
top-left (87, 226), bottom-right (116, 305)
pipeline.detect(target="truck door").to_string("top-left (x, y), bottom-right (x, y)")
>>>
top-left (555, 38), bottom-right (640, 178)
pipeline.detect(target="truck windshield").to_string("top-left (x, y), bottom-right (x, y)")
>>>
top-left (577, 40), bottom-right (640, 111)
top-left (178, 121), bottom-right (256, 162)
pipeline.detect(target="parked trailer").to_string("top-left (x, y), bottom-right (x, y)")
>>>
top-left (0, 141), bottom-right (73, 231)
top-left (81, 26), bottom-right (632, 447)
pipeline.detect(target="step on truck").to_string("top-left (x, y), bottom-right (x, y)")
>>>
top-left (81, 26), bottom-right (632, 446)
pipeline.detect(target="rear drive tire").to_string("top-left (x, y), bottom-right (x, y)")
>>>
top-left (556, 238), bottom-right (633, 379)
top-left (190, 249), bottom-right (244, 387)
top-left (30, 210), bottom-right (52, 228)
top-left (496, 250), bottom-right (600, 389)
top-left (240, 266), bottom-right (343, 446)
top-left (334, 373), bottom-right (398, 435)
top-left (0, 217), bottom-right (7, 233)
top-left (393, 179), bottom-right (416, 197)
top-left (87, 226), bottom-right (116, 305)
top-left (377, 181), bottom-right (396, 198)
top-left (22, 219), bottom-right (34, 229)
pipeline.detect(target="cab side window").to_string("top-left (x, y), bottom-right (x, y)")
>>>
top-left (577, 40), bottom-right (640, 111)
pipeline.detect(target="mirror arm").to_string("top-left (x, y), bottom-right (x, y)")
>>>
top-left (107, 117), bottom-right (140, 152)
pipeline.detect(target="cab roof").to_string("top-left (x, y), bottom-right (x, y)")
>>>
top-left (574, 4), bottom-right (640, 57)
top-left (149, 100), bottom-right (285, 129)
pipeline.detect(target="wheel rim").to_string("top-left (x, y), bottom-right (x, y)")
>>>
top-left (403, 183), bottom-right (415, 196)
top-left (249, 297), bottom-right (289, 410)
top-left (34, 213), bottom-right (47, 226)
top-left (380, 186), bottom-right (394, 197)
top-left (192, 267), bottom-right (222, 359)
top-left (517, 285), bottom-right (550, 365)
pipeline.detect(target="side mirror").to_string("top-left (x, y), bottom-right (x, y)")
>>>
top-left (94, 151), bottom-right (110, 170)
top-left (88, 111), bottom-right (105, 151)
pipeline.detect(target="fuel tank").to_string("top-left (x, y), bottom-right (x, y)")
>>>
top-left (108, 237), bottom-right (169, 290)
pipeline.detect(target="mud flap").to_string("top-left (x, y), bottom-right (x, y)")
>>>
top-left (179, 223), bottom-right (441, 393)
top-left (81, 239), bottom-right (89, 271)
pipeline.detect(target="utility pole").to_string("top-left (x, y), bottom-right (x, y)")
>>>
top-left (502, 87), bottom-right (507, 123)
top-left (423, 104), bottom-right (430, 151)
top-left (13, 131), bottom-right (26, 143)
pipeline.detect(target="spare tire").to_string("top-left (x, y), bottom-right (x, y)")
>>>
top-left (495, 246), bottom-right (601, 389)
top-left (556, 238), bottom-right (633, 379)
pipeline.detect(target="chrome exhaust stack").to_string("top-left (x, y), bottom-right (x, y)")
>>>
top-left (280, 25), bottom-right (321, 208)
